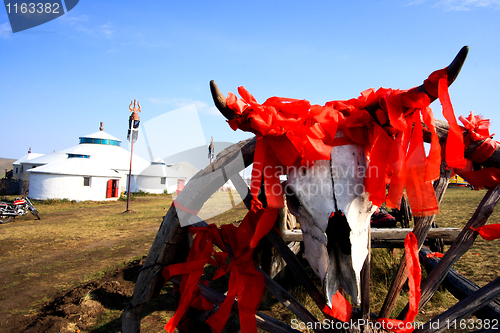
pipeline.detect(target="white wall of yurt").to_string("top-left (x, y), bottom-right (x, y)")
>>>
top-left (28, 173), bottom-right (121, 201)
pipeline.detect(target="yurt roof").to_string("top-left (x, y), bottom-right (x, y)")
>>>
top-left (13, 152), bottom-right (45, 165)
top-left (27, 158), bottom-right (121, 177)
top-left (137, 162), bottom-right (188, 178)
top-left (23, 130), bottom-right (149, 173)
top-left (23, 152), bottom-right (67, 165)
top-left (171, 161), bottom-right (199, 178)
top-left (79, 131), bottom-right (121, 141)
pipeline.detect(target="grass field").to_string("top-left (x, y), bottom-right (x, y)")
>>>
top-left (0, 158), bottom-right (16, 178)
top-left (0, 187), bottom-right (499, 332)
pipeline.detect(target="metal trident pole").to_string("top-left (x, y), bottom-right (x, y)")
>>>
top-left (208, 136), bottom-right (214, 164)
top-left (126, 99), bottom-right (141, 212)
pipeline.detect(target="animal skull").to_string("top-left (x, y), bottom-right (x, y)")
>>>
top-left (285, 130), bottom-right (376, 306)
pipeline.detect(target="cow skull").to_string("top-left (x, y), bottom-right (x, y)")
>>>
top-left (285, 131), bottom-right (375, 306)
top-left (209, 45), bottom-right (468, 308)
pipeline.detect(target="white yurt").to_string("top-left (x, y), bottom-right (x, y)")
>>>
top-left (130, 159), bottom-right (199, 194)
top-left (28, 158), bottom-right (121, 201)
top-left (12, 148), bottom-right (45, 182)
top-left (26, 127), bottom-right (149, 201)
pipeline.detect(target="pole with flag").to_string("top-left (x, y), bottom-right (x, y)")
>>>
top-left (208, 136), bottom-right (214, 164)
top-left (126, 99), bottom-right (141, 212)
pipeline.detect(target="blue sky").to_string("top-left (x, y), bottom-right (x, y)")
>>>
top-left (1, 0), bottom-right (499, 161)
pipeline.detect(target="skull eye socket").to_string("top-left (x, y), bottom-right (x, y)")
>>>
top-left (285, 184), bottom-right (302, 216)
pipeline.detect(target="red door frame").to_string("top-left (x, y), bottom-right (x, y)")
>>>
top-left (106, 179), bottom-right (120, 198)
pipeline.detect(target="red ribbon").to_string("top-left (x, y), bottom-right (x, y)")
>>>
top-left (471, 224), bottom-right (500, 241)
top-left (468, 138), bottom-right (498, 164)
top-left (453, 112), bottom-right (500, 189)
top-left (321, 291), bottom-right (352, 322)
top-left (162, 227), bottom-right (215, 333)
top-left (172, 200), bottom-right (200, 216)
top-left (377, 233), bottom-right (421, 333)
top-left (435, 70), bottom-right (466, 169)
top-left (225, 79), bottom-right (452, 216)
top-left (162, 206), bottom-right (279, 333)
top-left (426, 252), bottom-right (444, 259)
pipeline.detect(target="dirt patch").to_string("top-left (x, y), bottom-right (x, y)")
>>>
top-left (0, 197), bottom-right (173, 332)
top-left (6, 258), bottom-right (145, 333)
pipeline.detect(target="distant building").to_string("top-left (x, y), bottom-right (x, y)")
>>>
top-left (12, 148), bottom-right (45, 192)
top-left (20, 127), bottom-right (198, 201)
top-left (26, 129), bottom-right (148, 201)
top-left (130, 159), bottom-right (199, 194)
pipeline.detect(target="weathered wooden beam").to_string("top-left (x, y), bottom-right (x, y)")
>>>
top-left (257, 267), bottom-right (326, 333)
top-left (268, 241), bottom-right (301, 279)
top-left (170, 276), bottom-right (302, 333)
top-left (414, 277), bottom-right (500, 333)
top-left (370, 239), bottom-right (455, 249)
top-left (266, 228), bottom-right (329, 314)
top-left (361, 228), bottom-right (371, 320)
top-left (420, 246), bottom-right (500, 319)
top-left (398, 184), bottom-right (500, 320)
top-left (423, 119), bottom-right (500, 170)
top-left (281, 228), bottom-right (460, 243)
top-left (379, 159), bottom-right (451, 319)
top-left (122, 137), bottom-right (256, 333)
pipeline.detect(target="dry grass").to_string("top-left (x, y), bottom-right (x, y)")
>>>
top-left (2, 187), bottom-right (499, 332)
top-left (0, 195), bottom-right (174, 324)
top-left (258, 187), bottom-right (500, 330)
top-left (437, 187), bottom-right (500, 288)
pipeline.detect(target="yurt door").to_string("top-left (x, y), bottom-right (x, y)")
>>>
top-left (106, 180), bottom-right (119, 198)
top-left (106, 180), bottom-right (113, 198)
top-left (176, 179), bottom-right (185, 195)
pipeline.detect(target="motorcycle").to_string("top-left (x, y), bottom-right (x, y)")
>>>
top-left (0, 196), bottom-right (40, 223)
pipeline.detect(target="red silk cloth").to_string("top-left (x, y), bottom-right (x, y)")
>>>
top-left (172, 200), bottom-right (200, 215)
top-left (225, 68), bottom-right (462, 217)
top-left (426, 252), bottom-right (444, 259)
top-left (471, 224), bottom-right (500, 241)
top-left (162, 208), bottom-right (277, 333)
top-left (377, 233), bottom-right (421, 333)
top-left (454, 112), bottom-right (500, 189)
top-left (321, 291), bottom-right (352, 322)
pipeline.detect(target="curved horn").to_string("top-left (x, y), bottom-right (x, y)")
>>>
top-left (417, 46), bottom-right (469, 101)
top-left (210, 80), bottom-right (239, 120)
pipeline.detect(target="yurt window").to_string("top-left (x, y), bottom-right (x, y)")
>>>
top-left (161, 177), bottom-right (166, 185)
top-left (68, 154), bottom-right (90, 159)
top-left (83, 177), bottom-right (91, 187)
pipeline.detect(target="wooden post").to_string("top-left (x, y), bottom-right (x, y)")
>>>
top-left (398, 184), bottom-right (500, 319)
top-left (378, 159), bottom-right (451, 319)
top-left (122, 137), bottom-right (256, 333)
top-left (415, 277), bottom-right (500, 333)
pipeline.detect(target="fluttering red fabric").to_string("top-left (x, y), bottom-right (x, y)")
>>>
top-left (377, 233), bottom-right (421, 333)
top-left (471, 224), bottom-right (500, 241)
top-left (321, 291), bottom-right (352, 322)
top-left (172, 199), bottom-right (200, 215)
top-left (162, 208), bottom-right (270, 333)
top-left (226, 69), bottom-right (461, 217)
top-left (453, 112), bottom-right (500, 189)
top-left (426, 252), bottom-right (444, 259)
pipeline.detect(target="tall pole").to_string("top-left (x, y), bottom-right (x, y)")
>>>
top-left (126, 99), bottom-right (141, 212)
top-left (126, 137), bottom-right (134, 212)
top-left (208, 136), bottom-right (214, 164)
